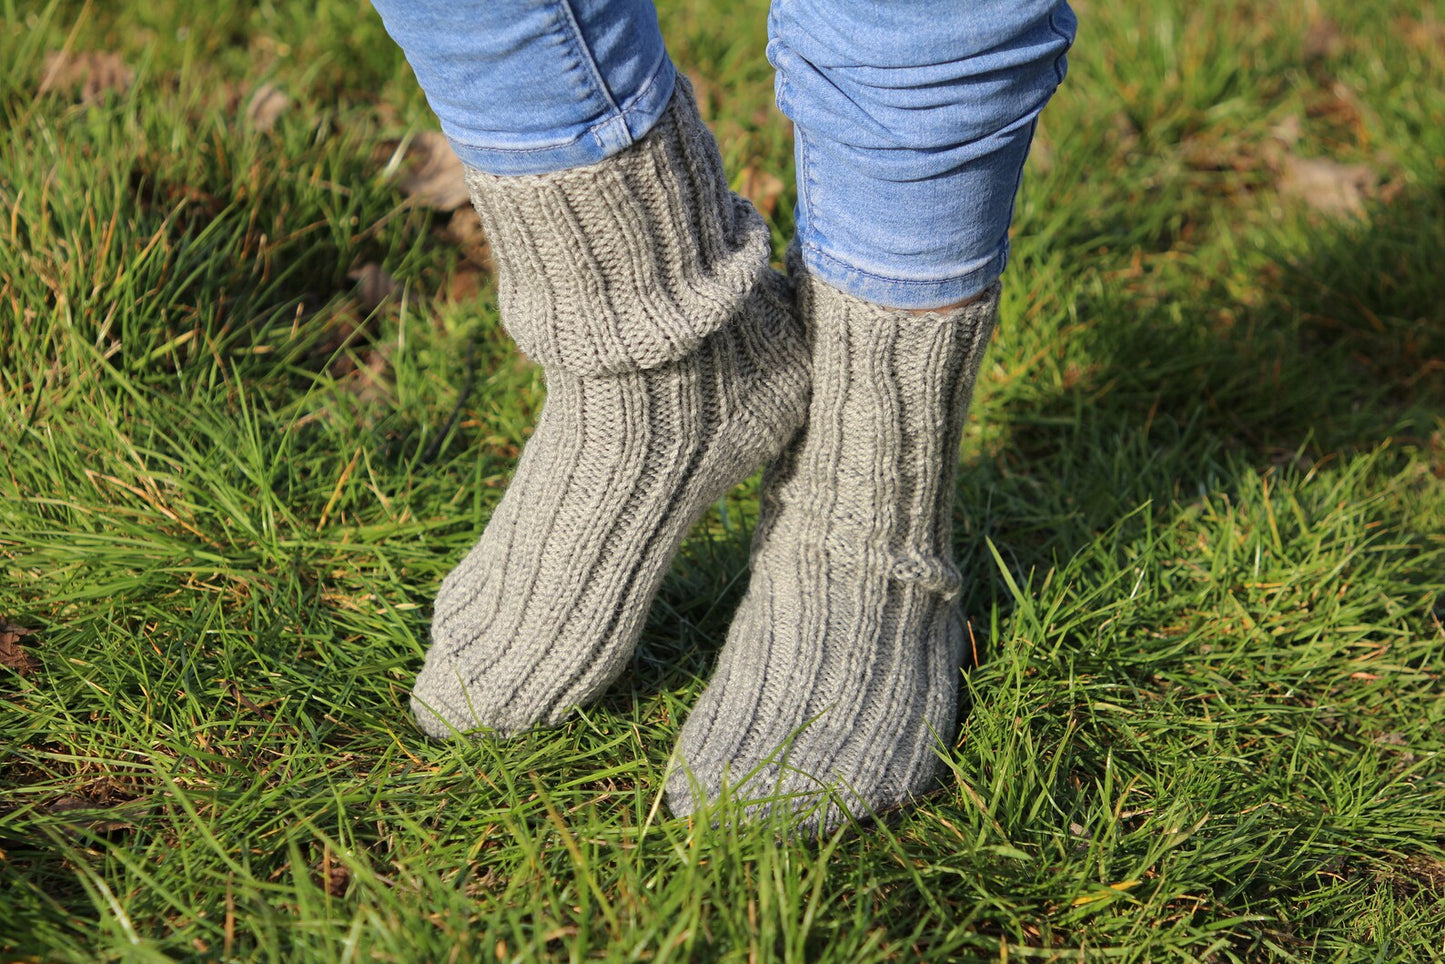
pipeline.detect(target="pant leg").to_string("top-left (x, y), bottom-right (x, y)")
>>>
top-left (371, 0), bottom-right (678, 175)
top-left (768, 0), bottom-right (1076, 308)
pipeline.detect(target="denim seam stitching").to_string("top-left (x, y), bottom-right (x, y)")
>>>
top-left (800, 239), bottom-right (1008, 292)
top-left (1046, 10), bottom-right (1073, 85)
top-left (445, 42), bottom-right (674, 160)
top-left (788, 73), bottom-right (823, 273)
top-left (613, 54), bottom-right (674, 133)
top-left (450, 128), bottom-right (596, 158)
top-left (553, 0), bottom-right (623, 118)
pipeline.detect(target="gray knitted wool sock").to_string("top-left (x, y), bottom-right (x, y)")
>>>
top-left (666, 259), bottom-right (1000, 833)
top-left (412, 81), bottom-right (810, 739)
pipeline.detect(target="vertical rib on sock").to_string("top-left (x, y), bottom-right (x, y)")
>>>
top-left (411, 80), bottom-right (810, 739)
top-left (667, 259), bottom-right (1000, 833)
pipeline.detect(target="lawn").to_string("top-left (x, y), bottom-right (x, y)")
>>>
top-left (2, 0), bottom-right (1443, 960)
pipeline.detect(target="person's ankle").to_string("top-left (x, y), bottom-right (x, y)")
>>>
top-left (903, 288), bottom-right (988, 314)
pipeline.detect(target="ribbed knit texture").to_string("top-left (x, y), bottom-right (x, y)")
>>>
top-left (412, 80), bottom-right (810, 739)
top-left (666, 258), bottom-right (1000, 834)
top-left (464, 77), bottom-right (769, 377)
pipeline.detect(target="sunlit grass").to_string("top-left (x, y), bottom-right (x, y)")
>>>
top-left (2, 0), bottom-right (1442, 960)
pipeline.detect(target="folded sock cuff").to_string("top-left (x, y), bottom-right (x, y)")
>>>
top-left (464, 77), bottom-right (772, 375)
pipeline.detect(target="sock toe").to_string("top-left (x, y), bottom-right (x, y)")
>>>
top-left (667, 271), bottom-right (1000, 833)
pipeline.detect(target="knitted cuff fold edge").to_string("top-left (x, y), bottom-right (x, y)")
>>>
top-left (785, 245), bottom-right (1003, 335)
top-left (465, 76), bottom-right (771, 375)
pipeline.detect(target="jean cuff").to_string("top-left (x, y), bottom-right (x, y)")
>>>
top-left (443, 57), bottom-right (678, 176)
top-left (794, 237), bottom-right (1010, 310)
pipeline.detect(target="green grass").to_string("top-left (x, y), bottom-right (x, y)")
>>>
top-left (2, 0), bottom-right (1443, 959)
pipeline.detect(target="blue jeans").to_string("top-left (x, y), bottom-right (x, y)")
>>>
top-left (372, 0), bottom-right (1075, 309)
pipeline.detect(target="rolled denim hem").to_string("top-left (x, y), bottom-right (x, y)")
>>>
top-left (444, 56), bottom-right (678, 176)
top-left (795, 237), bottom-right (1010, 310)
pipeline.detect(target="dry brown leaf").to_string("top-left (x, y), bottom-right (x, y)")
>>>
top-left (398, 132), bottom-right (470, 211)
top-left (0, 622), bottom-right (37, 677)
top-left (1109, 112), bottom-right (1141, 153)
top-left (444, 207), bottom-right (492, 271)
top-left (246, 83), bottom-right (290, 133)
top-left (349, 348), bottom-right (392, 405)
top-left (1270, 113), bottom-right (1304, 148)
top-left (1377, 855), bottom-right (1445, 900)
top-left (45, 794), bottom-right (143, 835)
top-left (1396, 13), bottom-right (1445, 54)
top-left (38, 50), bottom-right (134, 105)
top-left (313, 304), bottom-right (363, 367)
top-left (734, 165), bottom-right (785, 219)
top-left (329, 344), bottom-right (393, 405)
top-left (1303, 81), bottom-right (1369, 144)
top-left (1303, 16), bottom-right (1345, 62)
top-left (444, 264), bottom-right (486, 305)
top-left (317, 850), bottom-right (350, 897)
top-left (46, 795), bottom-right (94, 816)
top-left (348, 263), bottom-right (397, 313)
top-left (321, 298), bottom-right (393, 402)
top-left (1278, 154), bottom-right (1379, 218)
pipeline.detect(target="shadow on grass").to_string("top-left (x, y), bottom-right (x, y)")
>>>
top-left (626, 178), bottom-right (1444, 699)
top-left (962, 177), bottom-right (1443, 612)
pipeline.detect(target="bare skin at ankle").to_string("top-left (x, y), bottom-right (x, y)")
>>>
top-left (905, 289), bottom-right (987, 313)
